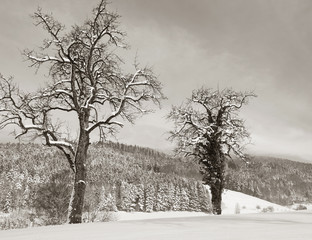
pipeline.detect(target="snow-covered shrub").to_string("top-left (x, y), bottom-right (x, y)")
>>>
top-left (261, 206), bottom-right (274, 213)
top-left (82, 211), bottom-right (118, 223)
top-left (0, 210), bottom-right (35, 230)
top-left (295, 204), bottom-right (307, 211)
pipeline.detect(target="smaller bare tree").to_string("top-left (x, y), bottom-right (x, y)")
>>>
top-left (168, 87), bottom-right (256, 214)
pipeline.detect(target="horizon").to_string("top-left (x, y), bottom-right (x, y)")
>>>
top-left (0, 0), bottom-right (311, 162)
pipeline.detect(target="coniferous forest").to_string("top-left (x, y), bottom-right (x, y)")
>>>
top-left (0, 143), bottom-right (210, 229)
top-left (225, 156), bottom-right (312, 205)
top-left (1, 142), bottom-right (312, 229)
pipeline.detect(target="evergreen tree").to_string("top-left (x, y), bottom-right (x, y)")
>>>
top-left (180, 188), bottom-right (190, 211)
top-left (167, 182), bottom-right (176, 211)
top-left (172, 186), bottom-right (181, 211)
top-left (144, 184), bottom-right (155, 212)
top-left (197, 182), bottom-right (211, 212)
top-left (189, 182), bottom-right (200, 212)
top-left (135, 184), bottom-right (145, 211)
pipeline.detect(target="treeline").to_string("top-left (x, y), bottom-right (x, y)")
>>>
top-left (0, 142), bottom-right (210, 228)
top-left (225, 156), bottom-right (312, 205)
top-left (86, 143), bottom-right (210, 214)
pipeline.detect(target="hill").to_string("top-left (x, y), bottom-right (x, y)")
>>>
top-left (225, 156), bottom-right (312, 205)
top-left (0, 142), bottom-right (209, 229)
top-left (1, 142), bottom-right (311, 230)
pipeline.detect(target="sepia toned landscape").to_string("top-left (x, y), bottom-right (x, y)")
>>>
top-left (0, 0), bottom-right (311, 239)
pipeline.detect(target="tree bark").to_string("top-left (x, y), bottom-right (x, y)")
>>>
top-left (210, 154), bottom-right (225, 215)
top-left (210, 181), bottom-right (223, 215)
top-left (203, 143), bottom-right (225, 215)
top-left (68, 128), bottom-right (90, 224)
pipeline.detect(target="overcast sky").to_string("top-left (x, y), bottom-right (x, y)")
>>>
top-left (0, 0), bottom-right (311, 162)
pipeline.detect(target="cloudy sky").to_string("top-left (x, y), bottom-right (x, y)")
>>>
top-left (0, 0), bottom-right (311, 162)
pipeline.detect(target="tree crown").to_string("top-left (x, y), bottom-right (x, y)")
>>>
top-left (0, 0), bottom-right (164, 170)
top-left (168, 87), bottom-right (256, 160)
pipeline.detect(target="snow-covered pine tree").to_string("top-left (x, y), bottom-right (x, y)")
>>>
top-left (110, 184), bottom-right (118, 212)
top-left (167, 182), bottom-right (176, 211)
top-left (135, 184), bottom-right (145, 211)
top-left (197, 182), bottom-right (211, 212)
top-left (155, 182), bottom-right (170, 211)
top-left (119, 181), bottom-right (132, 211)
top-left (98, 186), bottom-right (109, 211)
top-left (172, 185), bottom-right (181, 211)
top-left (188, 182), bottom-right (200, 212)
top-left (180, 188), bottom-right (190, 211)
top-left (144, 184), bottom-right (155, 212)
top-left (154, 183), bottom-right (161, 211)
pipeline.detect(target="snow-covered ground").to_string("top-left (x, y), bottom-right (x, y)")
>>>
top-left (2, 190), bottom-right (311, 240)
top-left (221, 189), bottom-right (290, 214)
top-left (1, 211), bottom-right (312, 240)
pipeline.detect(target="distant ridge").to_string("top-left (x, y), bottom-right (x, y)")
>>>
top-left (225, 155), bottom-right (312, 205)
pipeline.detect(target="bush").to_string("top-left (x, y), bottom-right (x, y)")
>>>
top-left (295, 204), bottom-right (307, 211)
top-left (0, 210), bottom-right (36, 230)
top-left (82, 211), bottom-right (118, 223)
top-left (32, 170), bottom-right (72, 225)
top-left (261, 206), bottom-right (274, 213)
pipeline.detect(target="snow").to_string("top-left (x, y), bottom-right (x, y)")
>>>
top-left (117, 211), bottom-right (208, 221)
top-left (77, 180), bottom-right (86, 184)
top-left (221, 189), bottom-right (290, 214)
top-left (116, 189), bottom-right (290, 221)
top-left (1, 212), bottom-right (311, 240)
top-left (2, 190), bottom-right (308, 240)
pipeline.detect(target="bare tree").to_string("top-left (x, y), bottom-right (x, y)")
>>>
top-left (168, 87), bottom-right (255, 214)
top-left (0, 0), bottom-right (164, 223)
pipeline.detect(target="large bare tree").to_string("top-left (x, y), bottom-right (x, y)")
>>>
top-left (168, 88), bottom-right (255, 214)
top-left (0, 0), bottom-right (164, 223)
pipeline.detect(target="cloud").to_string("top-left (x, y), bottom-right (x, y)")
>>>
top-left (0, 0), bottom-right (311, 161)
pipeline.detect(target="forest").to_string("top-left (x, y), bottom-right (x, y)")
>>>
top-left (225, 156), bottom-right (312, 205)
top-left (0, 142), bottom-right (210, 229)
top-left (1, 142), bottom-right (312, 229)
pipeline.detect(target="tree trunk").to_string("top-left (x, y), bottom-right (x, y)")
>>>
top-left (210, 154), bottom-right (225, 215)
top-left (68, 129), bottom-right (90, 224)
top-left (210, 181), bottom-right (223, 215)
top-left (203, 143), bottom-right (225, 215)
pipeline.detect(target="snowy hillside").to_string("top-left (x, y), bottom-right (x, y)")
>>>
top-left (117, 189), bottom-right (290, 221)
top-left (221, 189), bottom-right (290, 214)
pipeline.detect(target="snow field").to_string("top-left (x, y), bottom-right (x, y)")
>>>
top-left (1, 211), bottom-right (312, 240)
top-left (2, 189), bottom-right (310, 240)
